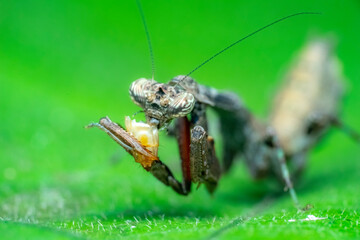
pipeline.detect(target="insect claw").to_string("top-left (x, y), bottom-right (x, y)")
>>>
top-left (87, 118), bottom-right (134, 152)
top-left (84, 122), bottom-right (99, 129)
top-left (300, 204), bottom-right (314, 212)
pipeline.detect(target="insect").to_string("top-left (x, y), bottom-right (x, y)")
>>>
top-left (269, 38), bottom-right (360, 180)
top-left (86, 2), bottom-right (358, 206)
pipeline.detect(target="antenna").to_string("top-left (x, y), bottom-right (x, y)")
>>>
top-left (136, 0), bottom-right (155, 80)
top-left (177, 12), bottom-right (320, 85)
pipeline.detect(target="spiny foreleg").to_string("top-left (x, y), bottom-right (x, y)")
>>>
top-left (202, 87), bottom-right (251, 172)
top-left (190, 126), bottom-right (221, 193)
top-left (86, 117), bottom-right (190, 195)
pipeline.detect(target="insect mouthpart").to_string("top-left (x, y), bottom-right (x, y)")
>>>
top-left (145, 109), bottom-right (163, 125)
top-left (148, 118), bottom-right (160, 126)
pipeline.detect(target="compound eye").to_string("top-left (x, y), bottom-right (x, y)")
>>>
top-left (129, 78), bottom-right (153, 107)
top-left (168, 92), bottom-right (195, 117)
top-left (160, 97), bottom-right (170, 107)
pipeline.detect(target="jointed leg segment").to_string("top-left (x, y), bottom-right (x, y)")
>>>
top-left (87, 116), bottom-right (190, 195)
top-left (264, 131), bottom-right (299, 206)
top-left (190, 126), bottom-right (221, 193)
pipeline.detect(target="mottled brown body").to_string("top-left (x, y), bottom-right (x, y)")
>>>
top-left (86, 4), bottom-right (352, 206)
top-left (271, 39), bottom-right (343, 156)
top-left (87, 38), bottom-right (358, 207)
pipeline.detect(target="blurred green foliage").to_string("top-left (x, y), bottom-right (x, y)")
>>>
top-left (0, 0), bottom-right (359, 239)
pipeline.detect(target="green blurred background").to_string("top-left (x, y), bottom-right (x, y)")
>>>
top-left (0, 0), bottom-right (359, 239)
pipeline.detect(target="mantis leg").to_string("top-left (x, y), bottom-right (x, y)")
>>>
top-left (86, 116), bottom-right (190, 195)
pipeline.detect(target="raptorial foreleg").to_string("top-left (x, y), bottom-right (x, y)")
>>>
top-left (86, 117), bottom-right (190, 195)
top-left (190, 125), bottom-right (221, 194)
top-left (206, 89), bottom-right (251, 172)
